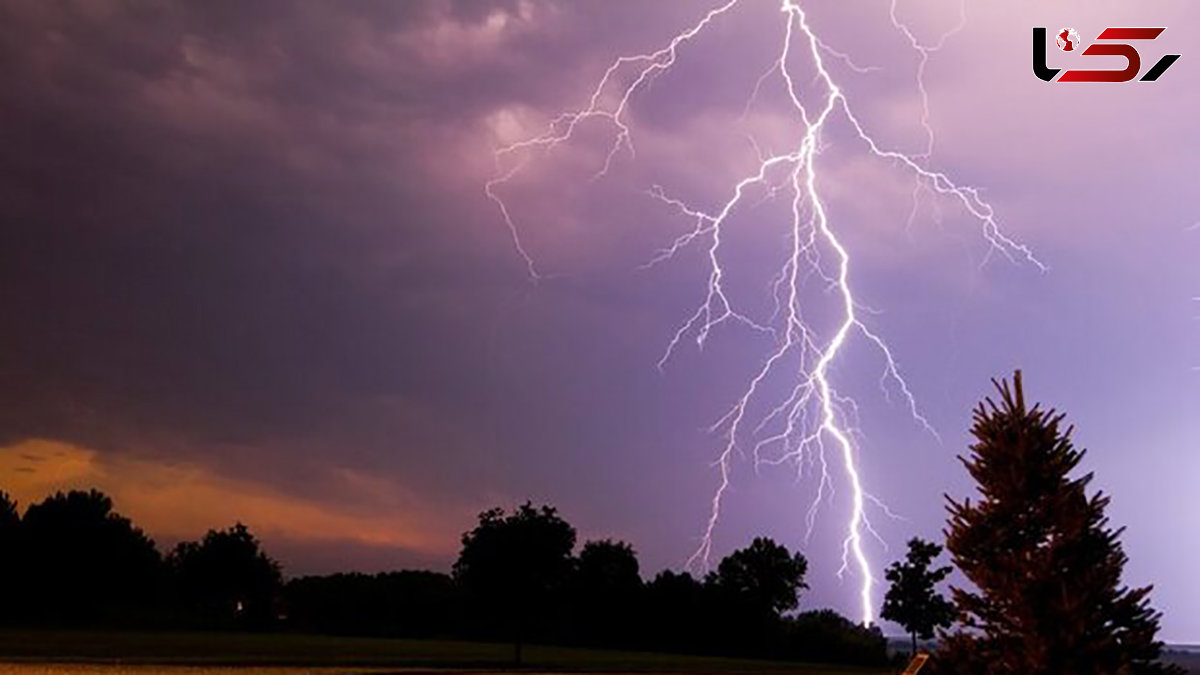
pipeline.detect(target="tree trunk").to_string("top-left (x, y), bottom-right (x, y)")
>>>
top-left (911, 631), bottom-right (917, 656)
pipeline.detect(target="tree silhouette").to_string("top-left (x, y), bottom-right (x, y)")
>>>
top-left (645, 569), bottom-right (710, 652)
top-left (169, 522), bottom-right (281, 628)
top-left (0, 491), bottom-right (16, 530)
top-left (0, 491), bottom-right (18, 621)
top-left (941, 371), bottom-right (1178, 675)
top-left (712, 536), bottom-right (808, 617)
top-left (577, 539), bottom-right (641, 595)
top-left (453, 502), bottom-right (576, 664)
top-left (20, 489), bottom-right (163, 622)
top-left (0, 485), bottom-right (895, 666)
top-left (786, 609), bottom-right (888, 665)
top-left (881, 537), bottom-right (954, 655)
top-left (572, 539), bottom-right (642, 643)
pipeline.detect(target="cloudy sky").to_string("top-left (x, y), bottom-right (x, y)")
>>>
top-left (1, 0), bottom-right (1197, 639)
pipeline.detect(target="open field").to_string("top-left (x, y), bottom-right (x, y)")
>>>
top-left (0, 631), bottom-right (888, 675)
top-left (2, 631), bottom-right (1194, 675)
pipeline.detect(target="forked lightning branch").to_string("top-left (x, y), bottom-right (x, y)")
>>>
top-left (486, 0), bottom-right (1042, 626)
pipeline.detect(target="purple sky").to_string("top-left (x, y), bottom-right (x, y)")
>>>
top-left (1, 1), bottom-right (1197, 640)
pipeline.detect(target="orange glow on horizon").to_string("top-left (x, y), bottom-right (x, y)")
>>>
top-left (0, 438), bottom-right (461, 561)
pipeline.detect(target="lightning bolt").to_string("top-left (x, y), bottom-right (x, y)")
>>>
top-left (486, 0), bottom-right (1042, 625)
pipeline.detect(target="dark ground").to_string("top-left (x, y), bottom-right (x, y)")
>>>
top-left (0, 631), bottom-right (886, 673)
top-left (1, 631), bottom-right (1193, 674)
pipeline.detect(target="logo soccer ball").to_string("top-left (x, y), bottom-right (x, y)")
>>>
top-left (1056, 27), bottom-right (1081, 51)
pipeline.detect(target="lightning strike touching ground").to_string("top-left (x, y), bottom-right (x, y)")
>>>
top-left (487, 1), bottom-right (1042, 625)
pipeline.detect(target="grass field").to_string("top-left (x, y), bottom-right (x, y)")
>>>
top-left (3, 631), bottom-right (1193, 675)
top-left (0, 630), bottom-right (889, 674)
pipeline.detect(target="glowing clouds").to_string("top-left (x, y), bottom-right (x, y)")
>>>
top-left (0, 438), bottom-right (458, 559)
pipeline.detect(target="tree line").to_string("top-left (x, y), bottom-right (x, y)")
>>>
top-left (0, 490), bottom-right (281, 628)
top-left (293, 506), bottom-right (886, 664)
top-left (0, 371), bottom-right (1182, 674)
top-left (0, 490), bottom-right (886, 665)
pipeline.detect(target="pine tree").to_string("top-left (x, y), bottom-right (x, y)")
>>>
top-left (940, 371), bottom-right (1178, 675)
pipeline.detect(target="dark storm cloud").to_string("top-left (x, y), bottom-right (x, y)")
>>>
top-left (0, 1), bottom-right (518, 500)
top-left (1, 3), bottom-right (440, 432)
top-left (0, 0), bottom-right (727, 546)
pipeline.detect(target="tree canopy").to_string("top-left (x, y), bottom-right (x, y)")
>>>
top-left (881, 537), bottom-right (953, 654)
top-left (169, 522), bottom-right (282, 627)
top-left (453, 502), bottom-right (577, 662)
top-left (20, 489), bottom-right (163, 621)
top-left (711, 536), bottom-right (809, 617)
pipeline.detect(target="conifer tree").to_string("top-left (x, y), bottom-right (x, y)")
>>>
top-left (940, 371), bottom-right (1178, 675)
